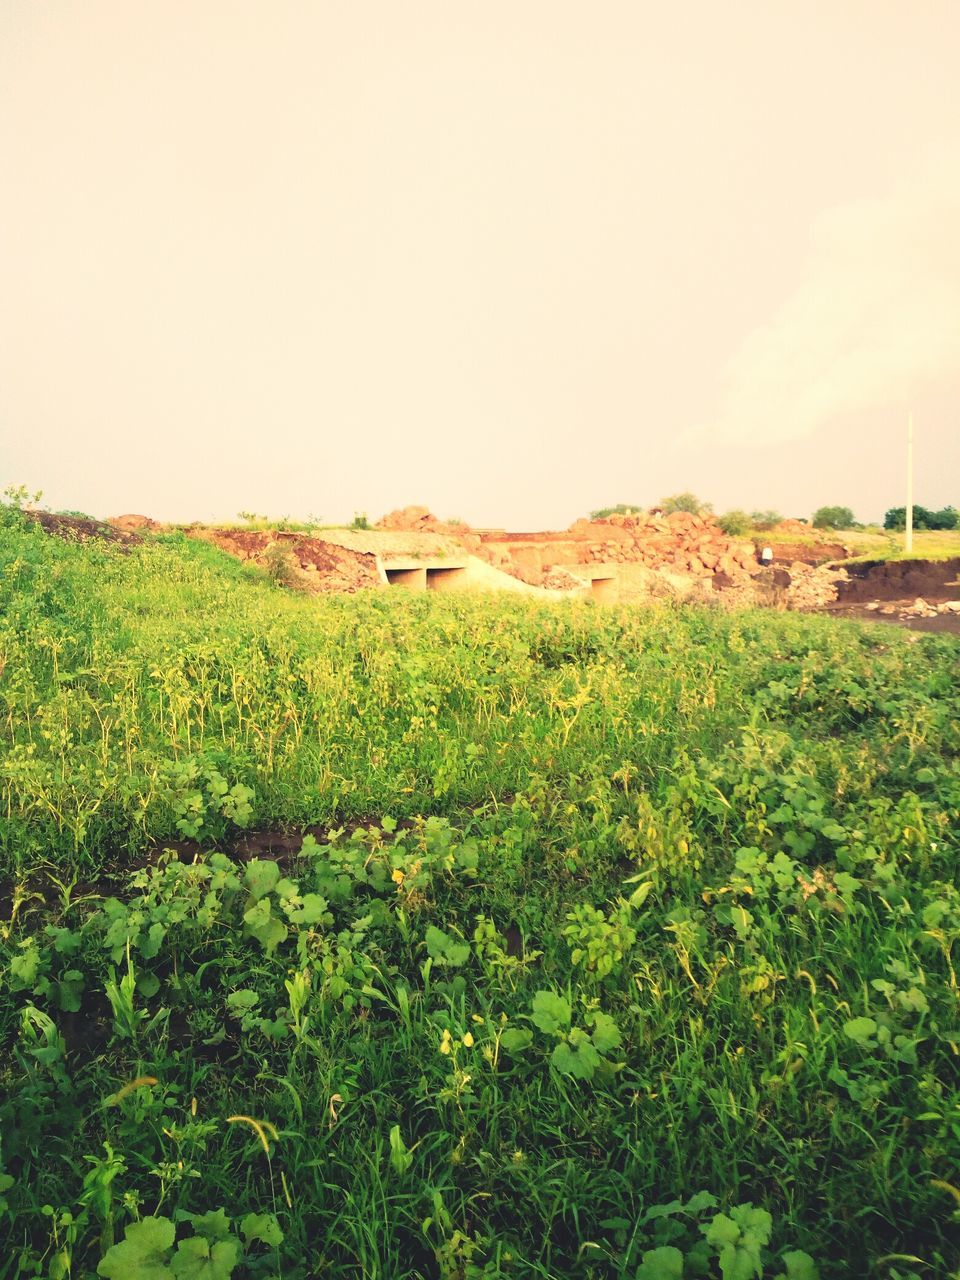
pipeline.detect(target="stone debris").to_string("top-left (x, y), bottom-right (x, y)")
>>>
top-left (472, 510), bottom-right (846, 606)
top-left (540, 567), bottom-right (587, 591)
top-left (375, 506), bottom-right (468, 537)
top-left (901, 597), bottom-right (939, 618)
top-left (772, 518), bottom-right (810, 534)
top-left (108, 513), bottom-right (164, 533)
top-left (782, 562), bottom-right (848, 610)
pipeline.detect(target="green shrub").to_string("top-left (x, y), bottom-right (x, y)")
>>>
top-left (717, 509), bottom-right (751, 535)
top-left (812, 505), bottom-right (856, 529)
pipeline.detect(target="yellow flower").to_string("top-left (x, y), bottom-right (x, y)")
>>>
top-left (439, 1029), bottom-right (453, 1055)
top-left (462, 1032), bottom-right (474, 1048)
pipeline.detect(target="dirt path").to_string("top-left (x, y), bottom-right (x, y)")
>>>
top-left (819, 603), bottom-right (960, 636)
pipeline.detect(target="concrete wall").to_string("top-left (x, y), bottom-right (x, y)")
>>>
top-left (426, 565), bottom-right (469, 592)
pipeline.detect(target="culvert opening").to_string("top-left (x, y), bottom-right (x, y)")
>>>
top-left (590, 576), bottom-right (618, 602)
top-left (384, 567), bottom-right (427, 590)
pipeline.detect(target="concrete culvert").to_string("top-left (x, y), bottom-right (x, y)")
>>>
top-left (590, 576), bottom-right (618, 603)
top-left (426, 566), bottom-right (468, 591)
top-left (384, 567), bottom-right (427, 590)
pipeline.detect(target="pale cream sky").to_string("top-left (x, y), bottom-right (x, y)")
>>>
top-left (2, 1), bottom-right (957, 527)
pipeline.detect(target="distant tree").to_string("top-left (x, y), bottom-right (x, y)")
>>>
top-left (717, 509), bottom-right (751, 536)
top-left (660, 492), bottom-right (712, 516)
top-left (350, 512), bottom-right (370, 530)
top-left (589, 503), bottom-right (645, 520)
top-left (749, 510), bottom-right (782, 530)
top-left (884, 505), bottom-right (958, 531)
top-left (928, 506), bottom-right (959, 530)
top-left (884, 507), bottom-right (908, 531)
top-left (812, 505), bottom-right (856, 530)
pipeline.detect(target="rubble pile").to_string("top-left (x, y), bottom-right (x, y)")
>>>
top-left (783, 562), bottom-right (848, 610)
top-left (108, 514), bottom-right (165, 533)
top-left (866, 597), bottom-right (960, 620)
top-left (476, 510), bottom-right (761, 588)
top-left (375, 506), bottom-right (473, 540)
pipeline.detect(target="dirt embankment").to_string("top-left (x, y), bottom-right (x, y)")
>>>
top-left (835, 558), bottom-right (960, 603)
top-left (27, 511), bottom-right (142, 545)
top-left (189, 528), bottom-right (381, 593)
top-left (821, 558), bottom-right (960, 634)
top-left (764, 541), bottom-right (848, 565)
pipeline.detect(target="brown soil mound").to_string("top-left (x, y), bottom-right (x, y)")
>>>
top-left (28, 511), bottom-right (139, 545)
top-left (763, 541), bottom-right (848, 565)
top-left (376, 505), bottom-right (468, 536)
top-left (191, 527), bottom-right (381, 593)
top-left (835, 558), bottom-right (960, 604)
top-left (109, 513), bottom-right (164, 533)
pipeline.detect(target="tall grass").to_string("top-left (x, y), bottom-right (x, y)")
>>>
top-left (1, 517), bottom-right (959, 1277)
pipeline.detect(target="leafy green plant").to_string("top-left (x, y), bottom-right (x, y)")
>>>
top-left (160, 759), bottom-right (254, 841)
top-left (104, 945), bottom-right (150, 1041)
top-left (510, 990), bottom-right (624, 1081)
top-left (424, 925), bottom-right (471, 968)
top-left (96, 1208), bottom-right (283, 1279)
top-left (562, 900), bottom-right (637, 979)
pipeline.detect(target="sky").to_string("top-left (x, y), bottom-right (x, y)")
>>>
top-left (1, 1), bottom-right (958, 529)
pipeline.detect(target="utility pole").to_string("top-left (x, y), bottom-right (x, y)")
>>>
top-left (905, 412), bottom-right (914, 554)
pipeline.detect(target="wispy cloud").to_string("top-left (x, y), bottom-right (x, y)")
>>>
top-left (702, 151), bottom-right (960, 445)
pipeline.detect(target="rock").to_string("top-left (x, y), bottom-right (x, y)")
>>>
top-left (109, 513), bottom-right (160, 532)
top-left (938, 600), bottom-right (960, 613)
top-left (864, 601), bottom-right (880, 611)
top-left (376, 505), bottom-right (433, 530)
top-left (903, 597), bottom-right (938, 617)
top-left (375, 506), bottom-right (468, 535)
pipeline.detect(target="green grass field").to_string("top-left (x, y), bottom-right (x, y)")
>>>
top-left (1, 510), bottom-right (959, 1279)
top-left (756, 525), bottom-right (960, 565)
